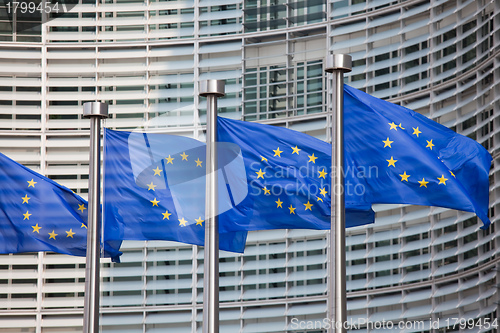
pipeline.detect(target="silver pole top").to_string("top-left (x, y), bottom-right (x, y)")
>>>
top-left (83, 102), bottom-right (109, 119)
top-left (325, 54), bottom-right (352, 73)
top-left (199, 80), bottom-right (225, 97)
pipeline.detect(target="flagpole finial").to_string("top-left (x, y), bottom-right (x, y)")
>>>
top-left (325, 54), bottom-right (352, 73)
top-left (199, 80), bottom-right (225, 97)
top-left (83, 102), bottom-right (109, 118)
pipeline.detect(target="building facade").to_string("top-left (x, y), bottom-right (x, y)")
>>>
top-left (0, 0), bottom-right (499, 331)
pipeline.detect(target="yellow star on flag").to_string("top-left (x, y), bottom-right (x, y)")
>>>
top-left (195, 158), bottom-right (203, 167)
top-left (291, 146), bottom-right (301, 154)
top-left (78, 204), bottom-right (86, 213)
top-left (449, 170), bottom-right (456, 178)
top-left (256, 169), bottom-right (265, 179)
top-left (288, 205), bottom-right (296, 214)
top-left (438, 175), bottom-right (448, 185)
top-left (412, 127), bottom-right (422, 137)
top-left (398, 123), bottom-right (405, 130)
top-left (263, 187), bottom-right (271, 195)
top-left (66, 229), bottom-right (75, 238)
top-left (153, 166), bottom-right (162, 176)
top-left (32, 224), bottom-right (41, 233)
top-left (162, 210), bottom-right (171, 220)
top-left (319, 187), bottom-right (327, 197)
top-left (418, 178), bottom-right (429, 187)
top-left (81, 223), bottom-right (87, 229)
top-left (261, 156), bottom-right (268, 162)
top-left (23, 211), bottom-right (31, 220)
top-left (318, 169), bottom-right (327, 179)
top-left (387, 156), bottom-right (397, 167)
top-left (27, 179), bottom-right (37, 187)
top-left (178, 217), bottom-right (187, 226)
top-left (49, 230), bottom-right (58, 240)
top-left (195, 217), bottom-right (204, 226)
top-left (150, 198), bottom-right (160, 206)
top-left (426, 140), bottom-right (435, 150)
top-left (275, 198), bottom-right (283, 208)
top-left (308, 153), bottom-right (318, 163)
top-left (399, 171), bottom-right (410, 182)
top-left (165, 155), bottom-right (174, 164)
top-left (388, 122), bottom-right (398, 130)
top-left (22, 194), bottom-right (30, 204)
top-left (317, 197), bottom-right (323, 202)
top-left (147, 182), bottom-right (157, 191)
top-left (383, 137), bottom-right (393, 148)
top-left (180, 152), bottom-right (188, 161)
top-left (273, 147), bottom-right (283, 157)
top-left (304, 201), bottom-right (313, 211)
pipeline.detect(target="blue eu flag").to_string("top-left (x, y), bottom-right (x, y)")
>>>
top-left (0, 152), bottom-right (122, 261)
top-left (217, 85), bottom-right (491, 231)
top-left (343, 84), bottom-right (491, 228)
top-left (103, 129), bottom-right (248, 253)
top-left (217, 117), bottom-right (376, 232)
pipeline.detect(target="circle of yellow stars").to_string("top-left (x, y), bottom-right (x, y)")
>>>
top-left (257, 145), bottom-right (329, 215)
top-left (384, 122), bottom-right (455, 188)
top-left (25, 178), bottom-right (87, 240)
top-left (147, 152), bottom-right (204, 227)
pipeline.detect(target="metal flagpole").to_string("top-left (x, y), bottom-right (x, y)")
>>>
top-left (82, 102), bottom-right (108, 333)
top-left (199, 80), bottom-right (225, 333)
top-left (325, 54), bottom-right (352, 333)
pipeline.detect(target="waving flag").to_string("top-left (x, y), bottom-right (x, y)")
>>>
top-left (103, 129), bottom-right (248, 253)
top-left (343, 84), bottom-right (491, 228)
top-left (216, 85), bottom-right (491, 231)
top-left (217, 117), bottom-right (375, 232)
top-left (0, 152), bottom-right (121, 261)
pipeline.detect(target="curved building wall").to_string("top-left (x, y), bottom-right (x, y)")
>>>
top-left (0, 0), bottom-right (498, 332)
